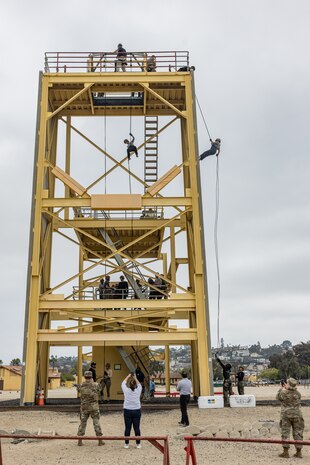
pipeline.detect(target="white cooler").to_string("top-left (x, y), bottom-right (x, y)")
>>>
top-left (198, 396), bottom-right (224, 409)
top-left (229, 395), bottom-right (256, 408)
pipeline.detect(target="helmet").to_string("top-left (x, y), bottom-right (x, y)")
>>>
top-left (215, 138), bottom-right (221, 143)
top-left (118, 43), bottom-right (122, 48)
top-left (84, 371), bottom-right (93, 378)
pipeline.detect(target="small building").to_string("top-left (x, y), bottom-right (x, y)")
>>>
top-left (156, 371), bottom-right (183, 385)
top-left (48, 368), bottom-right (61, 389)
top-left (0, 366), bottom-right (61, 391)
top-left (0, 365), bottom-right (22, 391)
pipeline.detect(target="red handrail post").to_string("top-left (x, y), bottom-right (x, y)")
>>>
top-left (185, 438), bottom-right (197, 465)
top-left (163, 437), bottom-right (170, 465)
top-left (0, 439), bottom-right (2, 465)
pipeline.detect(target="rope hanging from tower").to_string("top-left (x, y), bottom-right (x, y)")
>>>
top-left (196, 95), bottom-right (222, 349)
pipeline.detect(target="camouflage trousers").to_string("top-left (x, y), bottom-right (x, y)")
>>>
top-left (78, 408), bottom-right (102, 436)
top-left (280, 416), bottom-right (304, 450)
top-left (223, 380), bottom-right (233, 406)
top-left (237, 381), bottom-right (244, 395)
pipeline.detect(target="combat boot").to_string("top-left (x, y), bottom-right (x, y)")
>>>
top-left (278, 447), bottom-right (289, 458)
top-left (77, 439), bottom-right (83, 446)
top-left (98, 439), bottom-right (105, 446)
top-left (293, 449), bottom-right (302, 458)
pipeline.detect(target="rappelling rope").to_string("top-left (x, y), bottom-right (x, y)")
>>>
top-left (214, 155), bottom-right (221, 348)
top-left (196, 96), bottom-right (212, 140)
top-left (196, 94), bottom-right (221, 349)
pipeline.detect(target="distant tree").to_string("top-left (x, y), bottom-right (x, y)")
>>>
top-left (259, 368), bottom-right (279, 380)
top-left (249, 343), bottom-right (261, 354)
top-left (149, 360), bottom-right (164, 375)
top-left (293, 341), bottom-right (310, 367)
top-left (61, 372), bottom-right (75, 382)
top-left (299, 365), bottom-right (310, 380)
top-left (10, 358), bottom-right (21, 366)
top-left (49, 355), bottom-right (58, 369)
top-left (281, 340), bottom-right (292, 350)
top-left (0, 359), bottom-right (3, 365)
top-left (269, 353), bottom-right (282, 369)
top-left (270, 352), bottom-right (300, 379)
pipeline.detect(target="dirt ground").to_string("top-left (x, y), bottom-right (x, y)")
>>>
top-left (1, 386), bottom-right (310, 465)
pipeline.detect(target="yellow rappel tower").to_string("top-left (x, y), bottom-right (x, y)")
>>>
top-left (21, 50), bottom-right (213, 405)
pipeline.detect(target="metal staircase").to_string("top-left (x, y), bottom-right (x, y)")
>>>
top-left (144, 116), bottom-right (159, 189)
top-left (117, 347), bottom-right (136, 372)
top-left (98, 228), bottom-right (145, 299)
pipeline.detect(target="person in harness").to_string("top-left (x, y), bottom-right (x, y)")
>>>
top-left (124, 133), bottom-right (138, 160)
top-left (199, 138), bottom-right (221, 161)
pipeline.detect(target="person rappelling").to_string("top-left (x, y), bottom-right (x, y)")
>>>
top-left (124, 132), bottom-right (138, 160)
top-left (199, 138), bottom-right (221, 161)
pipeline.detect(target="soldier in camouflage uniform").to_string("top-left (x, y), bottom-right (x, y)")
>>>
top-left (76, 371), bottom-right (104, 446)
top-left (276, 377), bottom-right (304, 459)
top-left (216, 354), bottom-right (233, 406)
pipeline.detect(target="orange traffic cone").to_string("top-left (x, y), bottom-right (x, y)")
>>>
top-left (38, 387), bottom-right (45, 406)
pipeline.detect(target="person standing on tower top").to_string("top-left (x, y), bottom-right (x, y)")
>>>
top-left (114, 43), bottom-right (127, 72)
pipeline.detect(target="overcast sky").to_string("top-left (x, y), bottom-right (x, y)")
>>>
top-left (0, 1), bottom-right (309, 363)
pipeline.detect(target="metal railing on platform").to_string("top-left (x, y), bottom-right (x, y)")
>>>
top-left (44, 50), bottom-right (189, 73)
top-left (184, 436), bottom-right (310, 465)
top-left (0, 434), bottom-right (170, 465)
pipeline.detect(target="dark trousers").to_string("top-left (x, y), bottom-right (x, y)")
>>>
top-left (200, 148), bottom-right (216, 160)
top-left (180, 394), bottom-right (190, 426)
top-left (127, 145), bottom-right (138, 159)
top-left (124, 409), bottom-right (141, 444)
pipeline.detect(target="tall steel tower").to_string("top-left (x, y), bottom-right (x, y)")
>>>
top-left (22, 51), bottom-right (213, 404)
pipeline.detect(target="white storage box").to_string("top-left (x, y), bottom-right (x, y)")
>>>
top-left (198, 395), bottom-right (224, 409)
top-left (229, 395), bottom-right (256, 408)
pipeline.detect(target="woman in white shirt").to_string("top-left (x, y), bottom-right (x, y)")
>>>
top-left (121, 373), bottom-right (142, 449)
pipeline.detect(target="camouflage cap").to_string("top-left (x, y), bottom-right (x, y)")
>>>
top-left (287, 377), bottom-right (297, 388)
top-left (84, 371), bottom-right (93, 378)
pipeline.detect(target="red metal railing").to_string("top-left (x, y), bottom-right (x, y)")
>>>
top-left (0, 434), bottom-right (170, 465)
top-left (184, 436), bottom-right (310, 465)
top-left (44, 51), bottom-right (190, 73)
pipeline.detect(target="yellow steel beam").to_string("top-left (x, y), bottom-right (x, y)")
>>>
top-left (42, 197), bottom-right (191, 208)
top-left (37, 330), bottom-right (197, 345)
top-left (140, 83), bottom-right (186, 119)
top-left (47, 83), bottom-right (94, 120)
top-left (39, 296), bottom-right (195, 310)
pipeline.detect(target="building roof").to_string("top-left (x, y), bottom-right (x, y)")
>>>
top-left (0, 365), bottom-right (22, 376)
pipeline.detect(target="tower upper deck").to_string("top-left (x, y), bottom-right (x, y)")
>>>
top-left (44, 50), bottom-right (192, 117)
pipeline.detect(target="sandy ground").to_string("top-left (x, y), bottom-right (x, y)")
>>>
top-left (1, 388), bottom-right (310, 465)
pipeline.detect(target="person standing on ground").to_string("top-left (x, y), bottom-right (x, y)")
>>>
top-left (276, 377), bottom-right (304, 459)
top-left (76, 371), bottom-right (104, 446)
top-left (100, 363), bottom-right (113, 402)
top-left (121, 373), bottom-right (142, 449)
top-left (149, 376), bottom-right (155, 398)
top-left (89, 361), bottom-right (97, 382)
top-left (236, 366), bottom-right (245, 395)
top-left (215, 354), bottom-right (233, 406)
top-left (176, 371), bottom-right (192, 427)
top-left (199, 138), bottom-right (221, 161)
